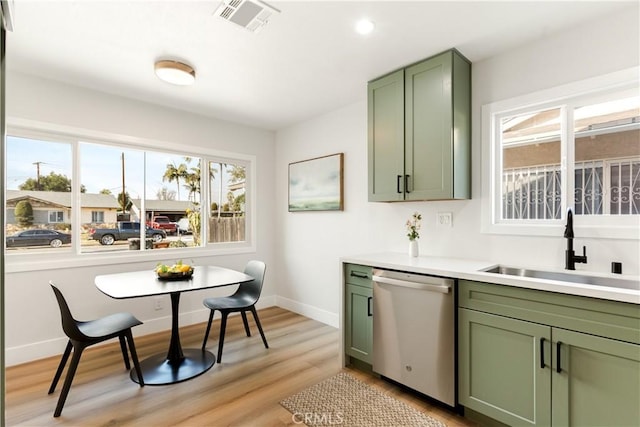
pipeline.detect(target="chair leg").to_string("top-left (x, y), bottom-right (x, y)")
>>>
top-left (53, 344), bottom-right (84, 417)
top-left (49, 340), bottom-right (72, 394)
top-left (125, 330), bottom-right (144, 387)
top-left (119, 335), bottom-right (131, 370)
top-left (202, 309), bottom-right (215, 350)
top-left (249, 306), bottom-right (269, 349)
top-left (241, 311), bottom-right (251, 337)
top-left (217, 311), bottom-right (230, 363)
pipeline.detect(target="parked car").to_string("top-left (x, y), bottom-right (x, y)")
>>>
top-left (176, 217), bottom-right (191, 234)
top-left (89, 221), bottom-right (166, 246)
top-left (146, 216), bottom-right (177, 235)
top-left (6, 229), bottom-right (71, 248)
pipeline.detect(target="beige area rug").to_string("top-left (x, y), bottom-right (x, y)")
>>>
top-left (280, 372), bottom-right (447, 427)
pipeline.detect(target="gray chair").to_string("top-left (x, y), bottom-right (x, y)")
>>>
top-left (201, 260), bottom-right (269, 363)
top-left (48, 282), bottom-right (144, 417)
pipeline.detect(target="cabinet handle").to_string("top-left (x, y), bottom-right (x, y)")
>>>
top-left (397, 175), bottom-right (403, 193)
top-left (350, 271), bottom-right (368, 279)
top-left (405, 175), bottom-right (411, 193)
top-left (556, 341), bottom-right (563, 373)
top-left (367, 297), bottom-right (373, 317)
top-left (540, 337), bottom-right (546, 369)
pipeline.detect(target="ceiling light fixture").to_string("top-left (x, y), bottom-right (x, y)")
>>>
top-left (355, 19), bottom-right (375, 35)
top-left (154, 60), bottom-right (196, 86)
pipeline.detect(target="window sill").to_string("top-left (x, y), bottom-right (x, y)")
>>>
top-left (4, 243), bottom-right (256, 274)
top-left (481, 221), bottom-right (639, 240)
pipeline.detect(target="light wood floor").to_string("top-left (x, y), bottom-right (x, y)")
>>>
top-left (5, 307), bottom-right (476, 427)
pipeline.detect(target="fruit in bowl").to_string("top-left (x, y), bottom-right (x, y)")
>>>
top-left (156, 261), bottom-right (194, 279)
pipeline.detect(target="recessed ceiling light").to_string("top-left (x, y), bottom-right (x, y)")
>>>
top-left (355, 19), bottom-right (375, 35)
top-left (154, 60), bottom-right (196, 86)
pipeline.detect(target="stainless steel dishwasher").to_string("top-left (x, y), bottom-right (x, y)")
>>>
top-left (372, 268), bottom-right (455, 407)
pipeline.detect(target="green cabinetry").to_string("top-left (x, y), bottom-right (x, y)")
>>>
top-left (368, 49), bottom-right (470, 202)
top-left (344, 264), bottom-right (373, 364)
top-left (458, 280), bottom-right (640, 427)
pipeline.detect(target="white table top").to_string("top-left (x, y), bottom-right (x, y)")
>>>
top-left (95, 265), bottom-right (253, 299)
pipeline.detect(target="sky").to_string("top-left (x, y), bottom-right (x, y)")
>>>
top-left (6, 136), bottom-right (232, 202)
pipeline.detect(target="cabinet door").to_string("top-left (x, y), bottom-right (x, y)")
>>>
top-left (552, 328), bottom-right (640, 427)
top-left (459, 309), bottom-right (552, 426)
top-left (345, 284), bottom-right (373, 364)
top-left (368, 69), bottom-right (405, 202)
top-left (405, 52), bottom-right (452, 200)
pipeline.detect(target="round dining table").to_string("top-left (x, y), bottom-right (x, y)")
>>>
top-left (95, 265), bottom-right (253, 385)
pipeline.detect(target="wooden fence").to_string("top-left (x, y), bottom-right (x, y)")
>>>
top-left (209, 217), bottom-right (245, 243)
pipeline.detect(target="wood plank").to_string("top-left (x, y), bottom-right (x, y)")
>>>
top-left (5, 307), bottom-right (475, 426)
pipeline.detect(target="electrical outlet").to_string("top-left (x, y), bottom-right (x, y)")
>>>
top-left (154, 296), bottom-right (163, 311)
top-left (437, 212), bottom-right (453, 227)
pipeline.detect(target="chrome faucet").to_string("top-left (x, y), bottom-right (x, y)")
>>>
top-left (564, 209), bottom-right (587, 270)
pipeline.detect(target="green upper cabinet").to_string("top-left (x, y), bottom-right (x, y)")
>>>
top-left (368, 69), bottom-right (405, 201)
top-left (368, 49), bottom-right (471, 202)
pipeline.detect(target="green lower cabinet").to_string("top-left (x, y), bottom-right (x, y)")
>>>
top-left (552, 328), bottom-right (640, 427)
top-left (459, 308), bottom-right (551, 426)
top-left (459, 308), bottom-right (640, 427)
top-left (345, 283), bottom-right (373, 364)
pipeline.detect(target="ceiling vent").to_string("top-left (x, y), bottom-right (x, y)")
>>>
top-left (214, 0), bottom-right (280, 33)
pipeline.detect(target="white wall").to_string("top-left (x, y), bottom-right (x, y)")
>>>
top-left (274, 7), bottom-right (640, 325)
top-left (4, 72), bottom-right (277, 365)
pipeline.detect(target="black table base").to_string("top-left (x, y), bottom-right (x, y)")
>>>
top-left (130, 349), bottom-right (216, 385)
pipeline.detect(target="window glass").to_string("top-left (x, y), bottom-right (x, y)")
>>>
top-left (500, 107), bottom-right (562, 220)
top-left (91, 211), bottom-right (104, 223)
top-left (209, 161), bottom-right (246, 243)
top-left (145, 151), bottom-right (202, 249)
top-left (48, 211), bottom-right (64, 223)
top-left (573, 96), bottom-right (640, 215)
top-left (6, 130), bottom-right (253, 261)
top-left (80, 143), bottom-right (145, 253)
top-left (5, 135), bottom-right (73, 251)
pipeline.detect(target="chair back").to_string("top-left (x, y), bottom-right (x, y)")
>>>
top-left (233, 260), bottom-right (266, 304)
top-left (50, 282), bottom-right (87, 342)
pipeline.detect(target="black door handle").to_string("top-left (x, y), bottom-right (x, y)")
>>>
top-left (367, 297), bottom-right (372, 317)
top-left (405, 175), bottom-right (411, 193)
top-left (540, 337), bottom-right (546, 369)
top-left (556, 341), bottom-right (563, 373)
top-left (397, 175), bottom-right (402, 193)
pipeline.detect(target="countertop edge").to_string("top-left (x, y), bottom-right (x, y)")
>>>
top-left (341, 253), bottom-right (640, 305)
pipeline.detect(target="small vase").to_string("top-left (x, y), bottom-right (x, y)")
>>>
top-left (409, 239), bottom-right (419, 257)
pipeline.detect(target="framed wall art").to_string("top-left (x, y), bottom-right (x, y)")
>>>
top-left (288, 153), bottom-right (344, 212)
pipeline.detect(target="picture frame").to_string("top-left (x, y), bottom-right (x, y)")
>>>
top-left (288, 153), bottom-right (344, 212)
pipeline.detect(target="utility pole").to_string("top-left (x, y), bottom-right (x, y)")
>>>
top-left (32, 161), bottom-right (43, 190)
top-left (121, 152), bottom-right (126, 213)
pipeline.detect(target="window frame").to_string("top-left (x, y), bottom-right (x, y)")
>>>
top-left (481, 67), bottom-right (639, 240)
top-left (5, 119), bottom-right (257, 273)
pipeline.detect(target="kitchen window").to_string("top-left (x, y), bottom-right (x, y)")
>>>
top-left (5, 125), bottom-right (255, 269)
top-left (482, 68), bottom-right (639, 239)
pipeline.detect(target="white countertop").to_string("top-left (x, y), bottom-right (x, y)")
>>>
top-left (341, 253), bottom-right (640, 305)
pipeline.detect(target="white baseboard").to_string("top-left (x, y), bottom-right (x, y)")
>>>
top-left (274, 296), bottom-right (339, 328)
top-left (4, 295), bottom-right (337, 367)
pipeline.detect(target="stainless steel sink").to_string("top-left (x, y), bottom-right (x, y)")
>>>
top-left (483, 265), bottom-right (640, 291)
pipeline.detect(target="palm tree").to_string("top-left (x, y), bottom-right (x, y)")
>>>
top-left (163, 162), bottom-right (188, 200)
top-left (228, 165), bottom-right (246, 183)
top-left (184, 171), bottom-right (200, 202)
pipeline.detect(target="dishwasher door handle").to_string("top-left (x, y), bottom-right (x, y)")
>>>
top-left (372, 275), bottom-right (451, 293)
